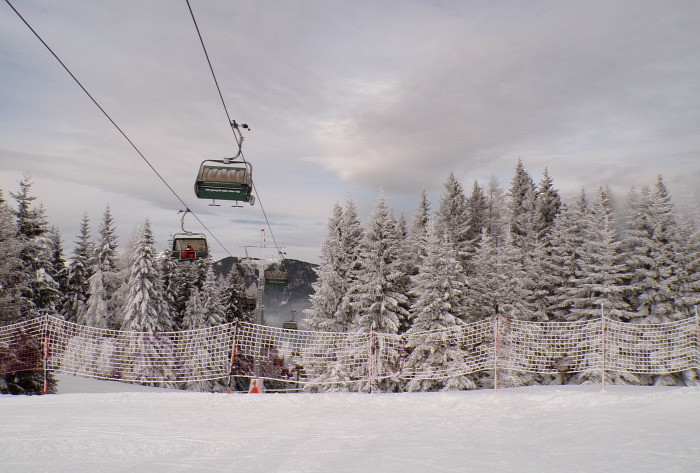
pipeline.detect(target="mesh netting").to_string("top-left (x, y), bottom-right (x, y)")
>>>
top-left (605, 318), bottom-right (698, 374)
top-left (498, 318), bottom-right (603, 375)
top-left (1, 315), bottom-right (698, 385)
top-left (46, 317), bottom-right (236, 383)
top-left (0, 317), bottom-right (45, 375)
top-left (400, 321), bottom-right (494, 381)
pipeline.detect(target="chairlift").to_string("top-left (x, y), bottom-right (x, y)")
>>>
top-left (172, 236), bottom-right (207, 261)
top-left (265, 269), bottom-right (289, 287)
top-left (171, 209), bottom-right (208, 261)
top-left (283, 310), bottom-right (298, 330)
top-left (240, 296), bottom-right (257, 310)
top-left (194, 158), bottom-right (254, 206)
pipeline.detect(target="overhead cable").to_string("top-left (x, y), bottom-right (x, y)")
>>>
top-left (6, 0), bottom-right (233, 257)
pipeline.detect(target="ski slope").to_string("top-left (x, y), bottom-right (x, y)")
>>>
top-left (1, 376), bottom-right (699, 472)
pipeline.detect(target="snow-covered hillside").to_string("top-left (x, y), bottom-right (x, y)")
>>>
top-left (1, 377), bottom-right (698, 472)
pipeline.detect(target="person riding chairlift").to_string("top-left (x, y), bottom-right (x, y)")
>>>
top-left (182, 243), bottom-right (195, 259)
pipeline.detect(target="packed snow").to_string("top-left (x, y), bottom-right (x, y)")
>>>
top-left (1, 375), bottom-right (699, 472)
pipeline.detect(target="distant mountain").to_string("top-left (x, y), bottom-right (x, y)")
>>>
top-left (213, 257), bottom-right (318, 328)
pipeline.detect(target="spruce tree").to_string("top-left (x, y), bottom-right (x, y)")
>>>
top-left (404, 219), bottom-right (473, 391)
top-left (507, 159), bottom-right (537, 249)
top-left (465, 181), bottom-right (489, 243)
top-left (624, 177), bottom-right (682, 322)
top-left (405, 189), bottom-right (431, 277)
top-left (119, 220), bottom-right (174, 383)
top-left (200, 259), bottom-right (225, 328)
top-left (671, 214), bottom-right (700, 317)
top-left (159, 250), bottom-right (181, 328)
top-left (534, 168), bottom-right (561, 242)
top-left (96, 205), bottom-right (120, 318)
top-left (545, 200), bottom-right (590, 321)
top-left (485, 175), bottom-right (507, 247)
top-left (120, 220), bottom-right (170, 332)
top-left (569, 188), bottom-right (634, 321)
top-left (46, 226), bottom-right (68, 306)
top-left (62, 213), bottom-right (93, 322)
top-left (435, 173), bottom-right (470, 262)
top-left (334, 197), bottom-right (365, 331)
top-left (11, 176), bottom-right (56, 318)
top-left (82, 266), bottom-right (109, 328)
top-left (305, 203), bottom-right (346, 331)
top-left (350, 193), bottom-right (409, 334)
top-left (0, 198), bottom-right (24, 325)
top-left (30, 222), bottom-right (61, 315)
top-left (3, 176), bottom-right (57, 394)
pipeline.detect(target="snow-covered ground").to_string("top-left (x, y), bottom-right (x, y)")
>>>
top-left (1, 375), bottom-right (699, 473)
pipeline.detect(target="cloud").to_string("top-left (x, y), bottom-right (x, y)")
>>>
top-left (2, 0), bottom-right (699, 265)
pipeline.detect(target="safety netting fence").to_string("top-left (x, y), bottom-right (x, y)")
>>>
top-left (1, 314), bottom-right (698, 389)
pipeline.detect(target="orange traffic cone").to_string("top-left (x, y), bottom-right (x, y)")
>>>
top-left (249, 378), bottom-right (264, 393)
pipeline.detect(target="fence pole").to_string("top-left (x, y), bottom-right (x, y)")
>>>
top-left (494, 315), bottom-right (499, 394)
top-left (695, 306), bottom-right (699, 373)
top-left (42, 314), bottom-right (50, 395)
top-left (226, 322), bottom-right (239, 394)
top-left (601, 304), bottom-right (606, 392)
top-left (368, 331), bottom-right (375, 393)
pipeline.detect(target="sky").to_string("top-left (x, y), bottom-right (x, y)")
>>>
top-left (1, 0), bottom-right (699, 264)
top-left (2, 379), bottom-right (700, 472)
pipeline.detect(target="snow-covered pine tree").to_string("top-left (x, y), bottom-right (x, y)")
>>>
top-left (120, 219), bottom-right (170, 332)
top-left (404, 188), bottom-right (431, 277)
top-left (435, 173), bottom-right (470, 263)
top-left (4, 175), bottom-right (57, 394)
top-left (333, 197), bottom-right (365, 332)
top-left (182, 287), bottom-right (205, 331)
top-left (200, 259), bottom-right (225, 328)
top-left (347, 193), bottom-right (409, 391)
top-left (11, 175), bottom-right (59, 318)
top-left (81, 205), bottom-right (120, 328)
top-left (181, 260), bottom-right (227, 392)
top-left (624, 177), bottom-right (684, 322)
top-left (494, 231), bottom-right (536, 321)
top-left (159, 249), bottom-right (181, 328)
top-left (545, 197), bottom-right (590, 322)
top-left (119, 220), bottom-right (174, 383)
top-left (534, 168), bottom-right (561, 243)
top-left (95, 205), bottom-right (120, 319)
top-left (507, 158), bottom-right (536, 236)
top-left (24, 208), bottom-right (61, 315)
top-left (394, 213), bottom-right (413, 333)
top-left (506, 159), bottom-right (537, 250)
top-left (671, 213), bottom-right (700, 317)
top-left (46, 226), bottom-right (68, 306)
top-left (82, 265), bottom-right (109, 328)
top-left (404, 219), bottom-right (473, 391)
top-left (485, 175), bottom-right (508, 247)
top-left (0, 194), bottom-right (24, 325)
top-left (465, 181), bottom-right (489, 243)
top-left (62, 213), bottom-right (93, 322)
top-left (568, 188), bottom-right (634, 321)
top-left (466, 228), bottom-right (537, 388)
top-left (219, 263), bottom-right (254, 324)
top-left (168, 258), bottom-right (202, 328)
top-left (351, 193), bottom-right (409, 334)
top-left (95, 205), bottom-right (119, 272)
top-left (305, 203), bottom-right (347, 332)
top-left (465, 229), bottom-right (500, 321)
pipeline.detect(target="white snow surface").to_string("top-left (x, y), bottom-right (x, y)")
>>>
top-left (1, 376), bottom-right (699, 473)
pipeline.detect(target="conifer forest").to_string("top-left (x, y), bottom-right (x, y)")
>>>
top-left (1, 160), bottom-right (699, 394)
